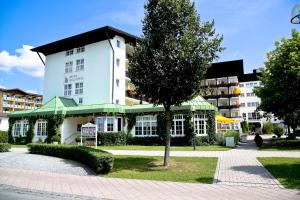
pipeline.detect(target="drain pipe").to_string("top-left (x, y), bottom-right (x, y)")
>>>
top-left (105, 31), bottom-right (115, 104)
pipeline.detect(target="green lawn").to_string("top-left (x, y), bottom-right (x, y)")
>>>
top-left (98, 145), bottom-right (231, 151)
top-left (101, 155), bottom-right (217, 183)
top-left (11, 144), bottom-right (27, 148)
top-left (260, 139), bottom-right (300, 151)
top-left (258, 157), bottom-right (300, 189)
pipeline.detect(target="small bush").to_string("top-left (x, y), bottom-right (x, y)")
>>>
top-left (0, 143), bottom-right (11, 152)
top-left (262, 122), bottom-right (273, 134)
top-left (27, 144), bottom-right (113, 174)
top-left (0, 131), bottom-right (8, 143)
top-left (51, 135), bottom-right (61, 143)
top-left (75, 135), bottom-right (81, 143)
top-left (224, 130), bottom-right (239, 144)
top-left (216, 133), bottom-right (225, 146)
top-left (254, 134), bottom-right (263, 147)
top-left (37, 138), bottom-right (44, 143)
top-left (241, 121), bottom-right (249, 134)
top-left (273, 125), bottom-right (284, 138)
top-left (97, 132), bottom-right (127, 145)
top-left (194, 136), bottom-right (210, 146)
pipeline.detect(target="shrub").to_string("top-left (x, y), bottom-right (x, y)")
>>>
top-left (241, 121), bottom-right (249, 134)
top-left (37, 138), bottom-right (44, 143)
top-left (51, 135), bottom-right (61, 143)
top-left (262, 122), bottom-right (273, 134)
top-left (254, 133), bottom-right (263, 147)
top-left (97, 132), bottom-right (127, 145)
top-left (273, 125), bottom-right (284, 138)
top-left (224, 130), bottom-right (239, 144)
top-left (0, 131), bottom-right (8, 143)
top-left (27, 144), bottom-right (113, 174)
top-left (75, 135), bottom-right (81, 143)
top-left (0, 143), bottom-right (11, 152)
top-left (216, 133), bottom-right (225, 146)
top-left (15, 136), bottom-right (27, 145)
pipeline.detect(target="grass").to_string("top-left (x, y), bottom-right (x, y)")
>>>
top-left (98, 145), bottom-right (231, 151)
top-left (101, 155), bottom-right (217, 183)
top-left (11, 144), bottom-right (27, 148)
top-left (259, 139), bottom-right (300, 151)
top-left (258, 157), bottom-right (300, 189)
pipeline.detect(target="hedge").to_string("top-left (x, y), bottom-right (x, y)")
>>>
top-left (97, 132), bottom-right (127, 145)
top-left (0, 143), bottom-right (11, 152)
top-left (27, 144), bottom-right (113, 174)
top-left (0, 131), bottom-right (8, 143)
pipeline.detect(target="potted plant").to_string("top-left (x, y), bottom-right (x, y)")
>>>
top-left (51, 135), bottom-right (60, 144)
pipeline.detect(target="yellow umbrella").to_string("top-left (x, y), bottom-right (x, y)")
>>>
top-left (216, 115), bottom-right (236, 123)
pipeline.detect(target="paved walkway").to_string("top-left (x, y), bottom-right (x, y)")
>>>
top-left (0, 168), bottom-right (299, 200)
top-left (0, 148), bottom-right (94, 176)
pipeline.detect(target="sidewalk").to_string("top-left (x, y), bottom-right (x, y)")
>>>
top-left (0, 167), bottom-right (299, 200)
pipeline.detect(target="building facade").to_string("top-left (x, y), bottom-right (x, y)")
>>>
top-left (0, 88), bottom-right (42, 131)
top-left (9, 26), bottom-right (216, 144)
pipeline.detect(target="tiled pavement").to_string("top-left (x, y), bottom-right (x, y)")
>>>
top-left (0, 137), bottom-right (300, 199)
top-left (0, 168), bottom-right (299, 200)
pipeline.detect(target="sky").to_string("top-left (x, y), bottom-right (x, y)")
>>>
top-left (0, 0), bottom-right (299, 95)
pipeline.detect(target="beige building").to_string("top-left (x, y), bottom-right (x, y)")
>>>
top-left (0, 88), bottom-right (43, 131)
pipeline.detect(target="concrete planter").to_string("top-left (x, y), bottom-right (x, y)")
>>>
top-left (225, 137), bottom-right (235, 147)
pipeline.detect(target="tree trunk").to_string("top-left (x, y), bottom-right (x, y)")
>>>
top-left (163, 106), bottom-right (171, 167)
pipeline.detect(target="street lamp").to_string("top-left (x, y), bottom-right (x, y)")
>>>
top-left (291, 3), bottom-right (300, 24)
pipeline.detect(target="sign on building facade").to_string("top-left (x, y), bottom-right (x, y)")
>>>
top-left (81, 122), bottom-right (97, 147)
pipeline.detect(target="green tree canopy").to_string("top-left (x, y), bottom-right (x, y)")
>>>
top-left (255, 29), bottom-right (300, 136)
top-left (129, 0), bottom-right (223, 166)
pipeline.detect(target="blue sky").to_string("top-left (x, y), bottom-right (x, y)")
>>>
top-left (0, 0), bottom-right (299, 95)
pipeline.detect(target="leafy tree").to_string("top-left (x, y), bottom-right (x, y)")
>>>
top-left (129, 0), bottom-right (223, 167)
top-left (255, 29), bottom-right (300, 137)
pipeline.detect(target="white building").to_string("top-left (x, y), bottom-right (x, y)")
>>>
top-left (32, 26), bottom-right (138, 106)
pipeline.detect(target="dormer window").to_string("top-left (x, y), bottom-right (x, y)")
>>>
top-left (66, 49), bottom-right (73, 56)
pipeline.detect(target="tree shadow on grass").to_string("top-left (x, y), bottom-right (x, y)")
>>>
top-left (112, 157), bottom-right (162, 173)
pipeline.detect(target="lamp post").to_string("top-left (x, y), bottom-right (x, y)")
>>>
top-left (291, 3), bottom-right (300, 24)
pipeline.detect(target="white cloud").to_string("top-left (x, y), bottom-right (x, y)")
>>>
top-left (0, 45), bottom-right (45, 77)
top-left (0, 85), bottom-right (6, 89)
top-left (25, 89), bottom-right (39, 94)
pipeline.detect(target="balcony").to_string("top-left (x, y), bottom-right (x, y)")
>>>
top-left (230, 104), bottom-right (240, 109)
top-left (228, 82), bottom-right (239, 87)
top-left (204, 95), bottom-right (219, 99)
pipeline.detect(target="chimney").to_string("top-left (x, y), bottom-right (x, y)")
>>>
top-left (253, 69), bottom-right (257, 74)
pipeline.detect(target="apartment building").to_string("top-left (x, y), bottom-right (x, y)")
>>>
top-left (0, 88), bottom-right (42, 131)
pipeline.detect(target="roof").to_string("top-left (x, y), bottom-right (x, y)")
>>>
top-left (239, 72), bottom-right (262, 82)
top-left (0, 88), bottom-right (42, 97)
top-left (31, 26), bottom-right (140, 56)
top-left (9, 96), bottom-right (216, 118)
top-left (206, 60), bottom-right (244, 79)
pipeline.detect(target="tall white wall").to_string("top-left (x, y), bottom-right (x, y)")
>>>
top-left (43, 36), bottom-right (126, 105)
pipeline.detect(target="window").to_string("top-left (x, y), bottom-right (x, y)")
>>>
top-left (193, 114), bottom-right (208, 135)
top-left (78, 97), bottom-right (83, 104)
top-left (135, 116), bottom-right (157, 136)
top-left (64, 78), bottom-right (68, 83)
top-left (116, 40), bottom-right (121, 48)
top-left (240, 93), bottom-right (244, 97)
top-left (106, 117), bottom-right (114, 132)
top-left (116, 79), bottom-right (119, 87)
top-left (240, 103), bottom-right (245, 107)
top-left (37, 120), bottom-right (47, 136)
top-left (22, 121), bottom-right (29, 136)
top-left (76, 59), bottom-right (84, 71)
top-left (13, 122), bottom-right (21, 137)
top-left (64, 84), bottom-right (72, 96)
top-left (116, 58), bottom-right (120, 67)
top-left (171, 114), bottom-right (184, 136)
top-left (239, 83), bottom-right (244, 87)
top-left (65, 49), bottom-right (73, 56)
top-left (96, 117), bottom-right (105, 132)
top-left (75, 82), bottom-right (83, 95)
top-left (242, 113), bottom-right (247, 119)
top-left (65, 61), bottom-right (73, 73)
top-left (76, 46), bottom-right (85, 53)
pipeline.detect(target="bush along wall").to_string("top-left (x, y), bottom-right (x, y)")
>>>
top-left (0, 143), bottom-right (11, 152)
top-left (0, 131), bottom-right (8, 143)
top-left (97, 132), bottom-right (127, 145)
top-left (27, 144), bottom-right (113, 174)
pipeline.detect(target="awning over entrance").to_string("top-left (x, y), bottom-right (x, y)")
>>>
top-left (216, 115), bottom-right (236, 123)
